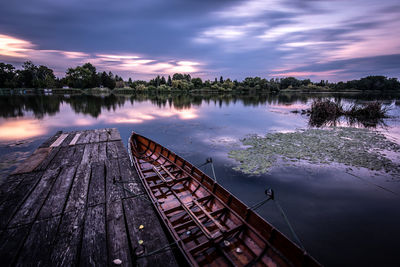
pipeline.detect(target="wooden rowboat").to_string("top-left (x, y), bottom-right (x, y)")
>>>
top-left (129, 132), bottom-right (321, 267)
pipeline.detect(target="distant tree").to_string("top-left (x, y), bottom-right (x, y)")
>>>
top-left (161, 76), bottom-right (166, 85)
top-left (18, 61), bottom-right (37, 88)
top-left (191, 77), bottom-right (203, 89)
top-left (301, 79), bottom-right (311, 86)
top-left (156, 75), bottom-right (161, 87)
top-left (220, 76), bottom-right (224, 84)
top-left (222, 78), bottom-right (234, 90)
top-left (203, 80), bottom-right (211, 88)
top-left (82, 63), bottom-right (99, 87)
top-left (66, 66), bottom-right (91, 88)
top-left (316, 80), bottom-right (326, 87)
top-left (133, 80), bottom-right (147, 88)
top-left (66, 63), bottom-right (100, 89)
top-left (135, 84), bottom-right (147, 91)
top-left (243, 77), bottom-right (255, 87)
top-left (167, 75), bottom-right (172, 86)
top-left (128, 77), bottom-right (133, 88)
top-left (172, 79), bottom-right (193, 90)
top-left (280, 77), bottom-right (301, 89)
top-left (0, 63), bottom-right (16, 88)
top-left (158, 84), bottom-right (171, 91)
top-left (184, 74), bottom-right (191, 82)
top-left (172, 73), bottom-right (184, 80)
top-left (36, 65), bottom-right (56, 88)
top-left (100, 71), bottom-right (116, 89)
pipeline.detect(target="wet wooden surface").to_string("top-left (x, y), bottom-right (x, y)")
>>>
top-left (0, 129), bottom-right (178, 267)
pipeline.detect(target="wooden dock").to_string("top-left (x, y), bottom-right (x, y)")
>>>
top-left (0, 129), bottom-right (178, 266)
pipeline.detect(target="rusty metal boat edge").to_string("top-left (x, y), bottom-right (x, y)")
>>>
top-left (128, 131), bottom-right (322, 267)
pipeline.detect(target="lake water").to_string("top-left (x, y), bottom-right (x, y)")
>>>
top-left (1, 92), bottom-right (400, 266)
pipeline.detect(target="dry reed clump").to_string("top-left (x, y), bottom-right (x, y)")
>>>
top-left (346, 102), bottom-right (388, 120)
top-left (308, 100), bottom-right (343, 127)
top-left (307, 100), bottom-right (388, 127)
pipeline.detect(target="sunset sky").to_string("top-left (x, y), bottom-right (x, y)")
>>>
top-left (0, 0), bottom-right (399, 81)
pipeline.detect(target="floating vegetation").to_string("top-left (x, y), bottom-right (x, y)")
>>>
top-left (302, 100), bottom-right (389, 127)
top-left (228, 127), bottom-right (400, 176)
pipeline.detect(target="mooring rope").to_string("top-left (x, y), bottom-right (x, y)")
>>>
top-left (250, 189), bottom-right (306, 251)
top-left (345, 171), bottom-right (400, 197)
top-left (273, 199), bottom-right (305, 251)
top-left (250, 197), bottom-right (272, 210)
top-left (197, 157), bottom-right (218, 182)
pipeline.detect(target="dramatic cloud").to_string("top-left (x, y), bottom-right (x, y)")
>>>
top-left (0, 0), bottom-right (399, 81)
top-left (0, 34), bottom-right (204, 79)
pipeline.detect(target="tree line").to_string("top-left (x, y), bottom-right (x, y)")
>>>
top-left (1, 61), bottom-right (399, 91)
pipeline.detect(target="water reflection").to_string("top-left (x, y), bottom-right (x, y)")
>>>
top-left (0, 118), bottom-right (46, 140)
top-left (1, 91), bottom-right (399, 119)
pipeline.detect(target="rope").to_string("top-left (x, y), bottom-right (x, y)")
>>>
top-left (273, 199), bottom-right (305, 251)
top-left (250, 197), bottom-right (272, 210)
top-left (197, 157), bottom-right (218, 182)
top-left (250, 189), bottom-right (306, 251)
top-left (197, 161), bottom-right (209, 168)
top-left (210, 162), bottom-right (217, 182)
top-left (345, 170), bottom-right (400, 197)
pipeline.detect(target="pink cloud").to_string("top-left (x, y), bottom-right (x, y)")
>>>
top-left (0, 33), bottom-right (205, 79)
top-left (271, 70), bottom-right (341, 79)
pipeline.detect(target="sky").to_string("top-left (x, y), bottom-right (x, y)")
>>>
top-left (0, 0), bottom-right (399, 81)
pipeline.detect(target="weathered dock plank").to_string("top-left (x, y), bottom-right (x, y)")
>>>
top-left (89, 129), bottom-right (101, 143)
top-left (38, 165), bottom-right (77, 220)
top-left (76, 130), bottom-right (91, 145)
top-left (38, 131), bottom-right (62, 148)
top-left (107, 200), bottom-right (133, 266)
top-left (9, 167), bottom-right (61, 227)
top-left (99, 129), bottom-right (108, 142)
top-left (0, 171), bottom-right (44, 229)
top-left (50, 133), bottom-right (69, 147)
top-left (12, 147), bottom-right (51, 174)
top-left (87, 162), bottom-right (105, 207)
top-left (0, 224), bottom-right (31, 265)
top-left (106, 159), bottom-right (124, 203)
top-left (50, 209), bottom-right (85, 266)
top-left (64, 162), bottom-right (91, 213)
top-left (15, 216), bottom-right (61, 266)
top-left (35, 146), bottom-right (60, 171)
top-left (80, 204), bottom-right (108, 266)
top-left (108, 128), bottom-right (121, 141)
top-left (81, 143), bottom-right (99, 164)
top-left (0, 129), bottom-right (178, 266)
top-left (69, 132), bottom-right (81, 146)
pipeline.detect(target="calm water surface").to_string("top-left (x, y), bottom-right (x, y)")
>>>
top-left (1, 92), bottom-right (400, 266)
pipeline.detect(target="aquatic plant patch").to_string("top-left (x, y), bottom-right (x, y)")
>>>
top-left (228, 127), bottom-right (400, 176)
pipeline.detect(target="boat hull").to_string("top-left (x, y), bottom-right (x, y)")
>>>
top-left (129, 132), bottom-right (321, 267)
